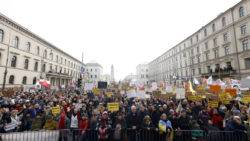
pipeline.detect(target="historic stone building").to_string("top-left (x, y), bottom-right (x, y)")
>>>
top-left (0, 13), bottom-right (83, 88)
top-left (148, 0), bottom-right (250, 83)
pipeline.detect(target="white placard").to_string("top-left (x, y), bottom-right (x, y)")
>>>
top-left (176, 88), bottom-right (185, 100)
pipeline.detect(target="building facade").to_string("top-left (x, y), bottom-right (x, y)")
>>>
top-left (101, 74), bottom-right (111, 84)
top-left (136, 64), bottom-right (149, 85)
top-left (0, 13), bottom-right (83, 88)
top-left (148, 0), bottom-right (250, 83)
top-left (85, 63), bottom-right (103, 82)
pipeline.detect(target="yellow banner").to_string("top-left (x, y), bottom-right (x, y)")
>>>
top-left (51, 106), bottom-right (60, 116)
top-left (208, 100), bottom-right (219, 108)
top-left (107, 102), bottom-right (119, 112)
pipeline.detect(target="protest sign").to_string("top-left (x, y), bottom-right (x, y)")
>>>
top-left (208, 100), bottom-right (218, 108)
top-left (93, 88), bottom-right (100, 95)
top-left (225, 88), bottom-right (237, 97)
top-left (106, 92), bottom-right (113, 97)
top-left (176, 88), bottom-right (185, 100)
top-left (242, 95), bottom-right (250, 104)
top-left (188, 95), bottom-right (202, 101)
top-left (209, 85), bottom-right (221, 94)
top-left (84, 83), bottom-right (94, 91)
top-left (107, 102), bottom-right (119, 112)
top-left (219, 93), bottom-right (232, 104)
top-left (51, 106), bottom-right (60, 116)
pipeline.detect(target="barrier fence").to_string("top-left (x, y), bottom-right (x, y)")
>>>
top-left (0, 129), bottom-right (249, 141)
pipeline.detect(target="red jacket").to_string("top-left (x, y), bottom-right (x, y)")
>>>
top-left (79, 119), bottom-right (89, 131)
top-left (58, 111), bottom-right (66, 129)
top-left (212, 114), bottom-right (223, 129)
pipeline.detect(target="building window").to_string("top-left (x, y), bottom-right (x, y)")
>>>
top-left (205, 42), bottom-right (208, 50)
top-left (50, 53), bottom-right (53, 60)
top-left (240, 25), bottom-right (247, 35)
top-left (42, 64), bottom-right (46, 72)
top-left (190, 38), bottom-right (193, 45)
top-left (223, 33), bottom-right (228, 42)
top-left (198, 68), bottom-right (202, 74)
top-left (65, 59), bottom-right (66, 65)
top-left (242, 38), bottom-right (248, 51)
top-left (24, 59), bottom-right (29, 70)
top-left (214, 49), bottom-right (219, 58)
top-left (26, 42), bottom-right (31, 52)
top-left (191, 49), bottom-right (194, 55)
top-left (245, 58), bottom-right (250, 69)
top-left (9, 75), bottom-right (14, 84)
top-left (34, 62), bottom-right (38, 71)
top-left (204, 28), bottom-right (207, 37)
top-left (197, 55), bottom-right (201, 63)
top-left (239, 6), bottom-right (245, 17)
top-left (90, 75), bottom-right (93, 78)
top-left (224, 46), bottom-right (230, 55)
top-left (44, 50), bottom-right (47, 59)
top-left (37, 46), bottom-right (40, 55)
top-left (207, 66), bottom-right (211, 73)
top-left (192, 69), bottom-right (195, 75)
top-left (95, 75), bottom-right (97, 78)
top-left (222, 17), bottom-right (226, 27)
top-left (22, 76), bottom-right (27, 85)
top-left (50, 65), bottom-right (53, 71)
top-left (197, 46), bottom-right (200, 53)
top-left (212, 23), bottom-right (216, 32)
top-left (213, 38), bottom-right (217, 47)
top-left (191, 58), bottom-right (194, 65)
top-left (196, 34), bottom-right (199, 42)
top-left (91, 69), bottom-right (92, 72)
top-left (55, 66), bottom-right (58, 72)
top-left (33, 77), bottom-right (37, 85)
top-left (11, 56), bottom-right (17, 67)
top-left (0, 29), bottom-right (4, 42)
top-left (56, 55), bottom-right (58, 62)
top-left (13, 36), bottom-right (19, 48)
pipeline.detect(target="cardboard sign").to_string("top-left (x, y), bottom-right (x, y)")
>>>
top-left (106, 92), bottom-right (113, 97)
top-left (51, 106), bottom-right (60, 116)
top-left (107, 102), bottom-right (119, 112)
top-left (92, 88), bottom-right (100, 95)
top-left (208, 100), bottom-right (219, 108)
top-left (209, 85), bottom-right (221, 94)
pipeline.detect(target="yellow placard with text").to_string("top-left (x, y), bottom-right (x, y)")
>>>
top-left (188, 95), bottom-right (203, 101)
top-left (242, 95), bottom-right (250, 104)
top-left (219, 93), bottom-right (232, 105)
top-left (107, 102), bottom-right (119, 112)
top-left (51, 106), bottom-right (60, 116)
top-left (208, 100), bottom-right (219, 108)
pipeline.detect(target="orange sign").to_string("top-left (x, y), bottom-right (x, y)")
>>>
top-left (225, 88), bottom-right (237, 97)
top-left (209, 85), bottom-right (221, 94)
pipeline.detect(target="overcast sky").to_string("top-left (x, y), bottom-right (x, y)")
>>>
top-left (0, 0), bottom-right (240, 81)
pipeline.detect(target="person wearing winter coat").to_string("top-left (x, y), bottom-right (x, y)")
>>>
top-left (211, 109), bottom-right (224, 130)
top-left (225, 116), bottom-right (247, 141)
top-left (79, 114), bottom-right (89, 141)
top-left (141, 115), bottom-right (155, 141)
top-left (126, 106), bottom-right (140, 141)
top-left (98, 111), bottom-right (111, 141)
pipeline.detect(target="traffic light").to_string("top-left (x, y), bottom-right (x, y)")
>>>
top-left (77, 78), bottom-right (82, 88)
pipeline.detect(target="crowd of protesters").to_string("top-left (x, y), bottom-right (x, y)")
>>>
top-left (0, 87), bottom-right (250, 141)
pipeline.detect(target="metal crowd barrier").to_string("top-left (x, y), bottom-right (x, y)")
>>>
top-left (0, 129), bottom-right (248, 141)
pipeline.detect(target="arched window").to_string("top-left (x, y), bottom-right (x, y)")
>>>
top-left (24, 59), bottom-right (29, 69)
top-left (9, 75), bottom-right (14, 84)
top-left (33, 77), bottom-right (37, 85)
top-left (56, 55), bottom-right (58, 62)
top-left (0, 52), bottom-right (2, 65)
top-left (43, 50), bottom-right (47, 59)
top-left (212, 23), bottom-right (216, 32)
top-left (239, 6), bottom-right (244, 17)
top-left (37, 46), bottom-right (40, 55)
top-left (22, 76), bottom-right (27, 85)
top-left (42, 64), bottom-right (46, 72)
top-left (13, 36), bottom-right (19, 48)
top-left (222, 17), bottom-right (226, 27)
top-left (0, 29), bottom-right (4, 42)
top-left (26, 42), bottom-right (31, 52)
top-left (11, 56), bottom-right (17, 67)
top-left (34, 62), bottom-right (38, 71)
